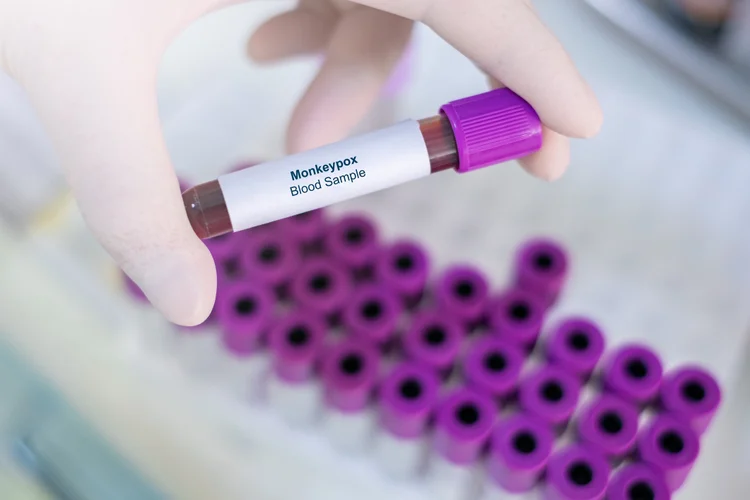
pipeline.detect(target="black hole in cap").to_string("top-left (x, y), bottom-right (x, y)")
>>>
top-left (659, 431), bottom-right (684, 454)
top-left (258, 245), bottom-right (280, 263)
top-left (484, 352), bottom-right (507, 373)
top-left (513, 432), bottom-right (537, 455)
top-left (541, 381), bottom-right (564, 402)
top-left (234, 297), bottom-right (256, 316)
top-left (223, 258), bottom-right (241, 278)
top-left (309, 274), bottom-right (331, 293)
top-left (568, 331), bottom-right (590, 351)
top-left (568, 462), bottom-right (594, 486)
top-left (395, 255), bottom-right (414, 272)
top-left (599, 412), bottom-right (624, 434)
top-left (454, 280), bottom-right (474, 299)
top-left (340, 354), bottom-right (363, 375)
top-left (626, 359), bottom-right (648, 379)
top-left (399, 379), bottom-right (422, 400)
top-left (345, 227), bottom-right (364, 244)
top-left (423, 326), bottom-right (446, 346)
top-left (628, 482), bottom-right (655, 500)
top-left (534, 253), bottom-right (554, 271)
top-left (456, 404), bottom-right (479, 426)
top-left (287, 326), bottom-right (309, 347)
top-left (360, 301), bottom-right (382, 320)
top-left (509, 302), bottom-right (530, 321)
top-left (682, 381), bottom-right (706, 403)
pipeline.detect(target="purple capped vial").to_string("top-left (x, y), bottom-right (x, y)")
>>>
top-left (290, 257), bottom-right (352, 322)
top-left (519, 365), bottom-right (581, 430)
top-left (545, 317), bottom-right (605, 380)
top-left (514, 238), bottom-right (569, 308)
top-left (435, 265), bottom-right (490, 327)
top-left (463, 337), bottom-right (525, 400)
top-left (241, 231), bottom-right (302, 293)
top-left (403, 310), bottom-right (464, 377)
top-left (485, 413), bottom-right (555, 493)
top-left (607, 463), bottom-right (671, 500)
top-left (275, 209), bottom-right (327, 251)
top-left (374, 240), bottom-right (430, 308)
top-left (602, 344), bottom-right (664, 406)
top-left (637, 414), bottom-right (700, 492)
top-left (576, 394), bottom-right (639, 461)
top-left (544, 444), bottom-right (610, 500)
top-left (215, 281), bottom-right (274, 356)
top-left (659, 365), bottom-right (721, 435)
top-left (324, 215), bottom-right (380, 277)
top-left (488, 289), bottom-right (545, 351)
top-left (341, 284), bottom-right (402, 347)
top-left (433, 388), bottom-right (497, 465)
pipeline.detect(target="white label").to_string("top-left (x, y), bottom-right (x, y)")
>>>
top-left (218, 120), bottom-right (431, 231)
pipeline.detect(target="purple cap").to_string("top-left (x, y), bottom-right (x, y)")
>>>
top-left (433, 388), bottom-right (496, 465)
top-left (514, 238), bottom-right (569, 307)
top-left (374, 240), bottom-right (430, 307)
top-left (659, 365), bottom-right (721, 436)
top-left (241, 231), bottom-right (302, 290)
top-left (275, 209), bottom-right (327, 248)
top-left (402, 310), bottom-right (464, 376)
top-left (602, 344), bottom-right (664, 406)
top-left (435, 265), bottom-right (490, 326)
top-left (215, 281), bottom-right (274, 356)
top-left (486, 413), bottom-right (555, 493)
top-left (341, 284), bottom-right (402, 346)
top-left (268, 311), bottom-right (327, 383)
top-left (607, 463), bottom-right (671, 500)
top-left (321, 339), bottom-right (380, 413)
top-left (576, 394), bottom-right (639, 460)
top-left (439, 88), bottom-right (542, 173)
top-left (488, 289), bottom-right (545, 351)
top-left (519, 365), bottom-right (581, 428)
top-left (544, 444), bottom-right (610, 500)
top-left (545, 318), bottom-right (605, 380)
top-left (637, 414), bottom-right (700, 492)
top-left (378, 362), bottom-right (440, 439)
top-left (463, 337), bottom-right (525, 400)
top-left (290, 258), bottom-right (352, 319)
top-left (324, 215), bottom-right (380, 273)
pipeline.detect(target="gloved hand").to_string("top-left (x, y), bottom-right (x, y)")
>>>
top-left (0, 0), bottom-right (601, 326)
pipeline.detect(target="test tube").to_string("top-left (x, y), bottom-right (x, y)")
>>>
top-left (659, 365), bottom-right (721, 435)
top-left (544, 317), bottom-right (605, 381)
top-left (402, 310), bottom-right (464, 378)
top-left (373, 362), bottom-right (440, 479)
top-left (637, 414), bottom-right (700, 492)
top-left (434, 265), bottom-right (490, 328)
top-left (576, 393), bottom-right (640, 461)
top-left (373, 240), bottom-right (430, 308)
top-left (602, 344), bottom-right (664, 406)
top-left (606, 463), bottom-right (671, 500)
top-left (341, 284), bottom-right (403, 348)
top-left (543, 444), bottom-right (610, 500)
top-left (462, 336), bottom-right (525, 401)
top-left (240, 230), bottom-right (302, 297)
top-left (513, 238), bottom-right (569, 308)
top-left (519, 365), bottom-right (582, 432)
top-left (487, 289), bottom-right (545, 352)
top-left (290, 257), bottom-right (352, 323)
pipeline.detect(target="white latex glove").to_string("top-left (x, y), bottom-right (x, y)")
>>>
top-left (0, 0), bottom-right (601, 326)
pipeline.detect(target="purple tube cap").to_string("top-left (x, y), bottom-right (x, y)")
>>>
top-left (435, 265), bottom-right (490, 324)
top-left (275, 209), bottom-right (327, 245)
top-left (463, 337), bottom-right (525, 399)
top-left (576, 394), bottom-right (639, 459)
top-left (637, 414), bottom-right (700, 491)
top-left (378, 362), bottom-right (440, 439)
top-left (216, 282), bottom-right (274, 355)
top-left (434, 388), bottom-right (497, 465)
top-left (374, 240), bottom-right (430, 300)
top-left (403, 310), bottom-right (464, 374)
top-left (342, 284), bottom-right (402, 345)
top-left (660, 365), bottom-right (721, 435)
top-left (488, 289), bottom-right (545, 349)
top-left (519, 365), bottom-right (581, 427)
top-left (268, 311), bottom-right (327, 383)
top-left (544, 444), bottom-right (610, 500)
top-left (324, 215), bottom-right (379, 270)
top-left (515, 238), bottom-right (569, 294)
top-left (546, 318), bottom-right (605, 379)
top-left (290, 258), bottom-right (352, 317)
top-left (607, 463), bottom-right (671, 500)
top-left (603, 344), bottom-right (664, 405)
top-left (321, 339), bottom-right (380, 413)
top-left (241, 231), bottom-right (302, 288)
top-left (440, 88), bottom-right (542, 173)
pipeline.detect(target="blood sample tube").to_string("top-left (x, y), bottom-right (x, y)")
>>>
top-left (519, 365), bottom-right (582, 432)
top-left (341, 284), bottom-right (403, 347)
top-left (321, 339), bottom-right (380, 452)
top-left (274, 209), bottom-right (327, 252)
top-left (637, 414), bottom-right (700, 492)
top-left (576, 394), bottom-right (639, 461)
top-left (240, 230), bottom-right (302, 296)
top-left (402, 310), bottom-right (464, 378)
top-left (373, 362), bottom-right (440, 479)
top-left (606, 463), bottom-right (671, 500)
top-left (543, 444), bottom-right (610, 500)
top-left (463, 337), bottom-right (525, 401)
top-left (290, 257), bottom-right (352, 322)
top-left (487, 289), bottom-right (545, 352)
top-left (602, 344), bottom-right (664, 406)
top-left (659, 365), bottom-right (721, 435)
top-left (483, 413), bottom-right (555, 496)
top-left (374, 240), bottom-right (430, 308)
top-left (435, 265), bottom-right (490, 328)
top-left (323, 215), bottom-right (380, 278)
top-left (513, 238), bottom-right (569, 308)
top-left (545, 317), bottom-right (605, 381)
top-left (183, 88), bottom-right (542, 239)
top-left (267, 311), bottom-right (327, 425)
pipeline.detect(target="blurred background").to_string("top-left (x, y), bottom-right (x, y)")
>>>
top-left (0, 0), bottom-right (748, 498)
